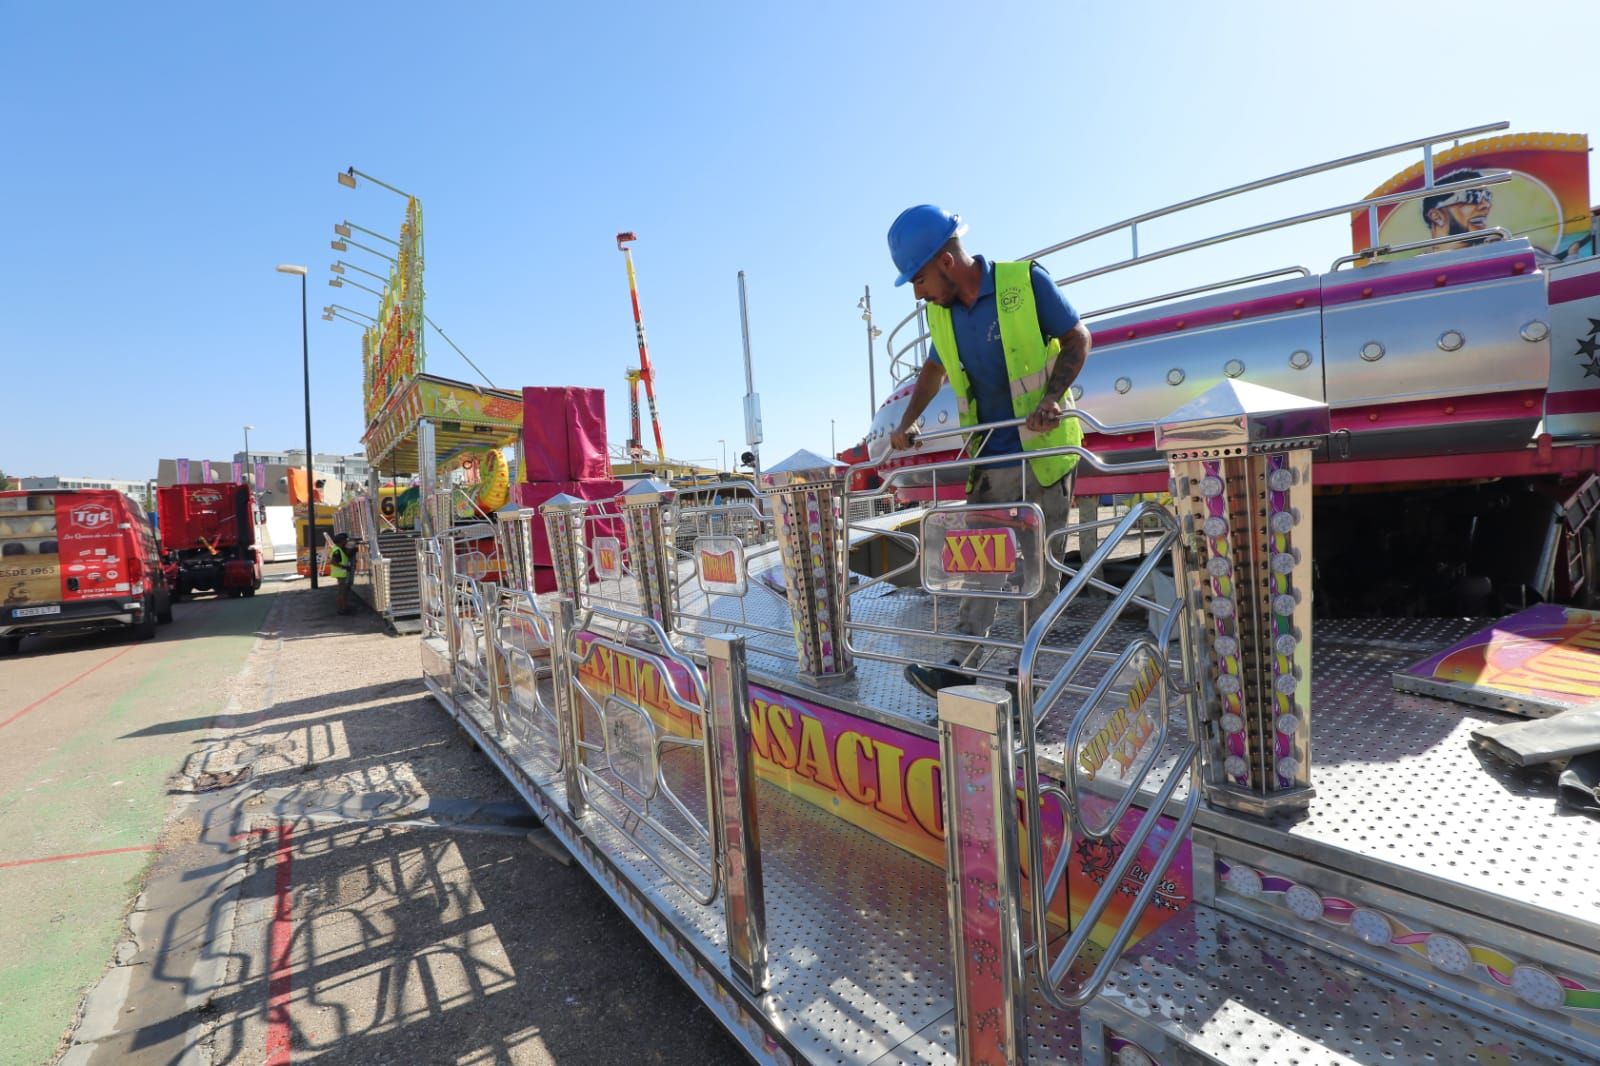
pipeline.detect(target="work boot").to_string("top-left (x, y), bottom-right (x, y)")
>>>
top-left (904, 661), bottom-right (975, 699)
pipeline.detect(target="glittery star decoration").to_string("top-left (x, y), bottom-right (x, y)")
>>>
top-left (1584, 358), bottom-right (1600, 379)
top-left (1578, 334), bottom-right (1600, 359)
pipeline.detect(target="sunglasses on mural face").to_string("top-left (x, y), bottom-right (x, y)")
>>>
top-left (1436, 187), bottom-right (1493, 209)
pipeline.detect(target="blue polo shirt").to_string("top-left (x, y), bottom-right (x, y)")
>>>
top-left (929, 257), bottom-right (1080, 462)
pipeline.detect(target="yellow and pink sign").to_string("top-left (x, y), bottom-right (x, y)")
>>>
top-left (573, 633), bottom-right (1191, 943)
top-left (1353, 132), bottom-right (1591, 261)
top-left (940, 528), bottom-right (1018, 575)
top-left (1397, 605), bottom-right (1600, 717)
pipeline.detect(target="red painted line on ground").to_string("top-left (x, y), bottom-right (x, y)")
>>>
top-left (0, 646), bottom-right (136, 733)
top-left (0, 844), bottom-right (158, 870)
top-left (264, 822), bottom-right (295, 1066)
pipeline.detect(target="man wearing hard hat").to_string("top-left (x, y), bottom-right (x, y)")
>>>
top-left (886, 205), bottom-right (1092, 698)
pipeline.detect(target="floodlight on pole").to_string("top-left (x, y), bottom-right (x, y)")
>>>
top-left (333, 259), bottom-right (388, 284)
top-left (332, 236), bottom-right (396, 264)
top-left (336, 167), bottom-right (414, 201)
top-left (335, 220), bottom-right (400, 247)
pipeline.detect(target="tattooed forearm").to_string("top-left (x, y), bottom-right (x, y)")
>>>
top-left (1044, 322), bottom-right (1092, 400)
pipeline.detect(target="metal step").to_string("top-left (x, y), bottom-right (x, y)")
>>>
top-left (1082, 905), bottom-right (1578, 1065)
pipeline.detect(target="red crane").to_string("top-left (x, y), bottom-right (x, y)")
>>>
top-left (617, 232), bottom-right (666, 464)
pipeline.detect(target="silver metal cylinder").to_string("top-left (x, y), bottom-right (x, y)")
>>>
top-left (759, 450), bottom-right (853, 682)
top-left (494, 506), bottom-right (538, 592)
top-left (618, 479), bottom-right (676, 634)
top-left (539, 494), bottom-right (588, 600)
top-left (1156, 380), bottom-right (1328, 816)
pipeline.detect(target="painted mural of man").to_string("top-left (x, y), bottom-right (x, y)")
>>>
top-left (1421, 169), bottom-right (1494, 250)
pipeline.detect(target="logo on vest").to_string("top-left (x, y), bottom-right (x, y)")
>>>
top-left (940, 528), bottom-right (1018, 575)
top-left (999, 286), bottom-right (1024, 313)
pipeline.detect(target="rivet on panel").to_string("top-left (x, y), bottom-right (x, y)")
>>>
top-left (1069, 384), bottom-right (1084, 402)
top-left (1166, 368), bottom-right (1186, 386)
top-left (1437, 330), bottom-right (1464, 352)
top-left (1521, 320), bottom-right (1550, 342)
top-left (1224, 359), bottom-right (1245, 378)
top-left (1288, 349), bottom-right (1313, 370)
top-left (1114, 376), bottom-right (1133, 395)
top-left (1360, 341), bottom-right (1385, 362)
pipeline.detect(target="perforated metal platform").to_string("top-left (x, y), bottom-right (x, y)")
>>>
top-left (1086, 905), bottom-right (1573, 1065)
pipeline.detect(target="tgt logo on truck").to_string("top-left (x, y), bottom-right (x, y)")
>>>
top-left (70, 504), bottom-right (114, 529)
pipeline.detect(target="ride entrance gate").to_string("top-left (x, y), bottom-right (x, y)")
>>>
top-left (417, 385), bottom-right (1595, 1065)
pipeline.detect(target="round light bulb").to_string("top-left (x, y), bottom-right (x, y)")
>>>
top-left (1206, 556), bottom-right (1232, 578)
top-left (1269, 509), bottom-right (1298, 534)
top-left (1200, 475), bottom-right (1225, 498)
top-left (1217, 676), bottom-right (1242, 697)
top-left (1270, 551), bottom-right (1298, 575)
top-left (1220, 711), bottom-right (1245, 732)
top-left (1273, 633), bottom-right (1298, 657)
top-left (1272, 592), bottom-right (1298, 617)
top-left (1275, 755), bottom-right (1301, 778)
top-left (1211, 596), bottom-right (1235, 619)
top-left (1275, 713), bottom-right (1300, 735)
top-left (1267, 467), bottom-right (1295, 492)
top-left (1203, 515), bottom-right (1228, 538)
top-left (1213, 634), bottom-right (1239, 657)
top-left (1224, 754), bottom-right (1249, 778)
top-left (1274, 672), bottom-right (1299, 695)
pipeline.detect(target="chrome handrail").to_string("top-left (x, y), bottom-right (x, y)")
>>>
top-left (1328, 226), bottom-right (1511, 271)
top-left (883, 121), bottom-right (1512, 385)
top-left (1082, 265), bottom-right (1311, 321)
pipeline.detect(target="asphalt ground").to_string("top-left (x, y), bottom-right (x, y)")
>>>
top-left (2, 567), bottom-right (747, 1065)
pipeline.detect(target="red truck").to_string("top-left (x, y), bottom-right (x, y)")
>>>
top-left (0, 488), bottom-right (173, 653)
top-left (155, 483), bottom-right (262, 599)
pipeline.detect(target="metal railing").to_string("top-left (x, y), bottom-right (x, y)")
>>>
top-left (1015, 504), bottom-right (1203, 1008)
top-left (885, 121), bottom-right (1513, 385)
top-left (564, 605), bottom-right (720, 905)
top-left (840, 411), bottom-right (1168, 687)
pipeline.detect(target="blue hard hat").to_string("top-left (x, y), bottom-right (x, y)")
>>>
top-left (887, 205), bottom-right (968, 286)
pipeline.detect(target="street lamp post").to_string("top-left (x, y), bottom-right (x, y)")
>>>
top-left (858, 286), bottom-right (883, 418)
top-left (830, 419), bottom-right (836, 459)
top-left (276, 264), bottom-right (317, 589)
top-left (243, 424), bottom-right (253, 470)
top-left (718, 439), bottom-right (727, 473)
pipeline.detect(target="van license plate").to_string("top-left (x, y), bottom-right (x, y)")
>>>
top-left (12, 605), bottom-right (61, 617)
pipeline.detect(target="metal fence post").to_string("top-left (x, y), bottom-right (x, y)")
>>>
top-left (540, 494), bottom-right (589, 602)
top-left (549, 596), bottom-right (586, 820)
top-left (1156, 380), bottom-right (1327, 816)
top-left (938, 684), bottom-right (1026, 1066)
top-left (619, 478), bottom-right (677, 636)
top-left (481, 580), bottom-right (507, 737)
top-left (758, 450), bottom-right (854, 683)
top-left (704, 632), bottom-right (768, 993)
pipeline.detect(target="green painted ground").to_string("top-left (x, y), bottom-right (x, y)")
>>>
top-left (0, 589), bottom-right (276, 1066)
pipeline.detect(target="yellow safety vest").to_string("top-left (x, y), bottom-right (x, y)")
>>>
top-left (925, 260), bottom-right (1082, 487)
top-left (330, 546), bottom-right (351, 579)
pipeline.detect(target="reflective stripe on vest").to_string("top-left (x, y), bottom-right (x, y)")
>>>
top-left (924, 261), bottom-right (1081, 487)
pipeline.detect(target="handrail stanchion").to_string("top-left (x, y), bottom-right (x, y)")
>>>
top-left (704, 632), bottom-right (768, 994)
top-left (938, 683), bottom-right (1026, 1066)
top-left (550, 595), bottom-right (586, 820)
top-left (619, 478), bottom-right (677, 637)
top-left (759, 450), bottom-right (854, 682)
top-left (540, 494), bottom-right (589, 601)
top-left (482, 579), bottom-right (506, 737)
top-left (1156, 379), bottom-right (1329, 815)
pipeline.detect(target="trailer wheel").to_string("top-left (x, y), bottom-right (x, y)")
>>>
top-left (243, 586), bottom-right (256, 598)
top-left (156, 590), bottom-right (174, 624)
top-left (0, 636), bottom-right (20, 656)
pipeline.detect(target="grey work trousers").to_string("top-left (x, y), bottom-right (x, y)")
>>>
top-left (953, 461), bottom-right (1075, 666)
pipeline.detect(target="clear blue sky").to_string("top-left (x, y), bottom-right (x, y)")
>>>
top-left (2, 2), bottom-right (1596, 481)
